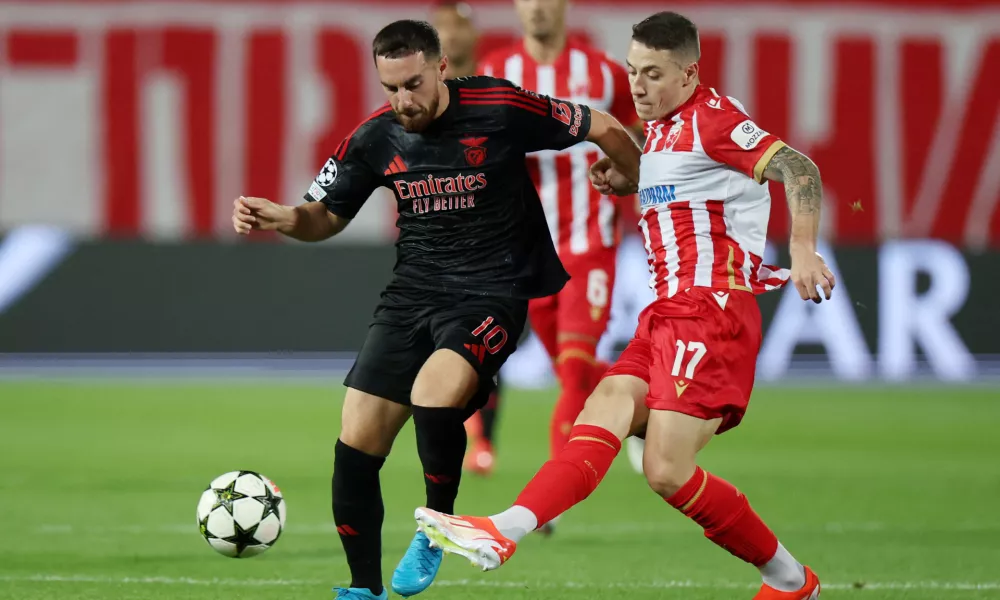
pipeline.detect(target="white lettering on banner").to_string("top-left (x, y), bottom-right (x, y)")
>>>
top-left (757, 242), bottom-right (874, 381)
top-left (878, 240), bottom-right (975, 381)
top-left (505, 237), bottom-right (979, 387)
top-left (0, 3), bottom-right (999, 245)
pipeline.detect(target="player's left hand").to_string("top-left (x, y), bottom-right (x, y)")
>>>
top-left (789, 245), bottom-right (836, 303)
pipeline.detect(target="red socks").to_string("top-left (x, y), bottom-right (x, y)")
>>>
top-left (549, 355), bottom-right (598, 457)
top-left (514, 424), bottom-right (621, 526)
top-left (666, 467), bottom-right (779, 567)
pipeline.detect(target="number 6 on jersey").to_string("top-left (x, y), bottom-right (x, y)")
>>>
top-left (671, 340), bottom-right (707, 379)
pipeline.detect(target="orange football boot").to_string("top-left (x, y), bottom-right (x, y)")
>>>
top-left (753, 567), bottom-right (821, 600)
top-left (414, 507), bottom-right (516, 571)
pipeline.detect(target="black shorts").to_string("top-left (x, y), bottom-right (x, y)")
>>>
top-left (345, 286), bottom-right (528, 415)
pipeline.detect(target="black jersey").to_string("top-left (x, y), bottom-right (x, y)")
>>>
top-left (303, 76), bottom-right (593, 299)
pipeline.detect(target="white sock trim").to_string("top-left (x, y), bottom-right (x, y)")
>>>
top-left (488, 505), bottom-right (538, 543)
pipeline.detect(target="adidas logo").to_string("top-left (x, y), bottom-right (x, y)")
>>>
top-left (464, 343), bottom-right (486, 364)
top-left (384, 155), bottom-right (407, 175)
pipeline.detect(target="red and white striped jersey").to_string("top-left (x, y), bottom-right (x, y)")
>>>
top-left (480, 40), bottom-right (639, 257)
top-left (638, 85), bottom-right (790, 299)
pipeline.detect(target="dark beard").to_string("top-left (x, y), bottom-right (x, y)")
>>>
top-left (396, 93), bottom-right (440, 133)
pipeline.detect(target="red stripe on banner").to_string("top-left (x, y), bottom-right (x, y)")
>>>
top-left (162, 27), bottom-right (217, 237)
top-left (706, 200), bottom-right (731, 289)
top-left (900, 39), bottom-right (942, 236)
top-left (315, 29), bottom-right (367, 164)
top-left (808, 37), bottom-right (876, 243)
top-left (670, 201), bottom-right (697, 289)
top-left (103, 29), bottom-right (141, 235)
top-left (7, 31), bottom-right (78, 67)
top-left (754, 34), bottom-right (792, 241)
top-left (460, 98), bottom-right (547, 115)
top-left (697, 33), bottom-right (726, 89)
top-left (246, 30), bottom-right (286, 215)
top-left (933, 39), bottom-right (1000, 241)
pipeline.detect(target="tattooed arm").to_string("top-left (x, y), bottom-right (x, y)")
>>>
top-left (761, 145), bottom-right (836, 302)
top-left (762, 145), bottom-right (822, 246)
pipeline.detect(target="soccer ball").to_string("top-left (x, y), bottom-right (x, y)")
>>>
top-left (196, 470), bottom-right (287, 558)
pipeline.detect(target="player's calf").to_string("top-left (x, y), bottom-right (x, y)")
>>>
top-left (549, 347), bottom-right (598, 457)
top-left (574, 374), bottom-right (650, 440)
top-left (643, 410), bottom-right (810, 595)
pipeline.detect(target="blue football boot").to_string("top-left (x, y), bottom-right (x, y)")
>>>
top-left (332, 587), bottom-right (387, 600)
top-left (391, 530), bottom-right (443, 597)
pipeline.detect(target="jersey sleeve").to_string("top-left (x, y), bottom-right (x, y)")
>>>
top-left (697, 98), bottom-right (786, 183)
top-left (302, 137), bottom-right (379, 219)
top-left (506, 86), bottom-right (592, 152)
top-left (607, 60), bottom-right (640, 129)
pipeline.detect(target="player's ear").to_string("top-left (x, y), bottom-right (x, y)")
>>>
top-left (438, 55), bottom-right (449, 80)
top-left (684, 61), bottom-right (699, 86)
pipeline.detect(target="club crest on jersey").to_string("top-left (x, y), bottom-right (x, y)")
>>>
top-left (663, 121), bottom-right (683, 148)
top-left (460, 137), bottom-right (488, 167)
top-left (316, 158), bottom-right (338, 186)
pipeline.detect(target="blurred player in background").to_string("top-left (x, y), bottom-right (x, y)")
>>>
top-left (429, 0), bottom-right (508, 476)
top-left (415, 11), bottom-right (830, 600)
top-left (464, 0), bottom-right (645, 523)
top-left (431, 1), bottom-right (478, 79)
top-left (234, 19), bottom-right (641, 600)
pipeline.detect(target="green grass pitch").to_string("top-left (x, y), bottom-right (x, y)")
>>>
top-left (1, 381), bottom-right (998, 599)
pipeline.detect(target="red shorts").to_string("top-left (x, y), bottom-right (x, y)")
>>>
top-left (604, 287), bottom-right (762, 434)
top-left (529, 248), bottom-right (617, 358)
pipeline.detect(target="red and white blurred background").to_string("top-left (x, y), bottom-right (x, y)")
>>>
top-left (0, 0), bottom-right (998, 383)
top-left (2, 0), bottom-right (998, 245)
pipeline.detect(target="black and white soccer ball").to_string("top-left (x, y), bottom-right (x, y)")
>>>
top-left (196, 470), bottom-right (286, 558)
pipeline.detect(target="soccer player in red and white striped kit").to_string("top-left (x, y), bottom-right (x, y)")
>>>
top-left (463, 0), bottom-right (644, 502)
top-left (416, 11), bottom-right (832, 600)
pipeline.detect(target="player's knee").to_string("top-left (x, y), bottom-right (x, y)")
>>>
top-left (643, 456), bottom-right (696, 499)
top-left (574, 376), bottom-right (637, 440)
top-left (411, 349), bottom-right (479, 408)
top-left (339, 419), bottom-right (392, 457)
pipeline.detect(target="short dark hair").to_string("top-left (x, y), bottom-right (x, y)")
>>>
top-left (631, 12), bottom-right (700, 61)
top-left (372, 20), bottom-right (442, 61)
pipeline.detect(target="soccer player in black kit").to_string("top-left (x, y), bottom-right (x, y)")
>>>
top-left (232, 19), bottom-right (640, 600)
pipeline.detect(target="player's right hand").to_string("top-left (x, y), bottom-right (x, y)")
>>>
top-left (232, 196), bottom-right (285, 234)
top-left (589, 157), bottom-right (636, 196)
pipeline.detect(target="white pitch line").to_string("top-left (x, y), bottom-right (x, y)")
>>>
top-left (0, 574), bottom-right (998, 592)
